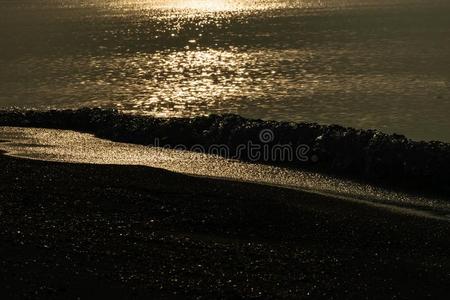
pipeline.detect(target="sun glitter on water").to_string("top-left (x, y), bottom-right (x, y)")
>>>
top-left (107, 0), bottom-right (286, 14)
top-left (168, 0), bottom-right (236, 11)
top-left (149, 0), bottom-right (240, 11)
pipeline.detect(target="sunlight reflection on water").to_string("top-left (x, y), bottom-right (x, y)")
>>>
top-left (0, 0), bottom-right (449, 141)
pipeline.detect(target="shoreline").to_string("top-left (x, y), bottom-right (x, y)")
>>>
top-left (1, 125), bottom-right (449, 220)
top-left (1, 108), bottom-right (450, 196)
top-left (3, 144), bottom-right (450, 223)
top-left (1, 153), bottom-right (450, 298)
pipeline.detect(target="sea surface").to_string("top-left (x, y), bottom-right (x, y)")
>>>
top-left (1, 0), bottom-right (450, 141)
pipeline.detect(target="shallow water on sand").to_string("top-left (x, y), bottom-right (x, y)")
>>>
top-left (1, 126), bottom-right (449, 219)
top-left (0, 1), bottom-right (450, 141)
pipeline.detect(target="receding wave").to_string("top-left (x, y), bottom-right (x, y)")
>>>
top-left (1, 108), bottom-right (449, 195)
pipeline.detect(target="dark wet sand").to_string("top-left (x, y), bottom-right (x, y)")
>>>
top-left (0, 153), bottom-right (449, 299)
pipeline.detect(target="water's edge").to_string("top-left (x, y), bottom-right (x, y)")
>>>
top-left (1, 108), bottom-right (449, 195)
top-left (1, 126), bottom-right (450, 221)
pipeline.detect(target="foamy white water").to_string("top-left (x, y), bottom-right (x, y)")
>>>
top-left (1, 126), bottom-right (449, 220)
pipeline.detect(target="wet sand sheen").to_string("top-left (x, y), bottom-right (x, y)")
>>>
top-left (1, 126), bottom-right (449, 220)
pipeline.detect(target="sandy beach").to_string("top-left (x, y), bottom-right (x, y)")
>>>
top-left (1, 152), bottom-right (449, 298)
top-left (2, 1), bottom-right (450, 298)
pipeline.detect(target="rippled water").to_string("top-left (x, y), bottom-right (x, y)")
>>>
top-left (1, 126), bottom-right (449, 220)
top-left (1, 0), bottom-right (450, 141)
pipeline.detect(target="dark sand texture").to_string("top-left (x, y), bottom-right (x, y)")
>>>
top-left (0, 153), bottom-right (449, 299)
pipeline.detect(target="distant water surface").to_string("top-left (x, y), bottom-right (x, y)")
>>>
top-left (1, 0), bottom-right (449, 141)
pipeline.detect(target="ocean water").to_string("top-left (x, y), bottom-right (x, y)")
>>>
top-left (1, 0), bottom-right (449, 141)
